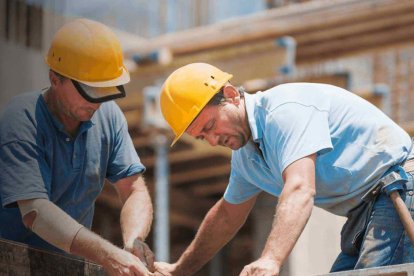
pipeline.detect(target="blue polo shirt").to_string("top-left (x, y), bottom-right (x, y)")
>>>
top-left (0, 90), bottom-right (145, 252)
top-left (224, 83), bottom-right (412, 216)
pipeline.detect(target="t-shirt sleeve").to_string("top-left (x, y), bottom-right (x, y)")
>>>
top-left (106, 119), bottom-right (145, 184)
top-left (224, 154), bottom-right (261, 204)
top-left (0, 140), bottom-right (49, 208)
top-left (266, 103), bottom-right (333, 173)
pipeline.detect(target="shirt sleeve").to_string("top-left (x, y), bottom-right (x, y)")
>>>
top-left (0, 140), bottom-right (49, 208)
top-left (224, 154), bottom-right (261, 204)
top-left (106, 119), bottom-right (145, 184)
top-left (266, 103), bottom-right (333, 173)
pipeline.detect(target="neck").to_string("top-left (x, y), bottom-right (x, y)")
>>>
top-left (241, 98), bottom-right (252, 141)
top-left (44, 88), bottom-right (80, 137)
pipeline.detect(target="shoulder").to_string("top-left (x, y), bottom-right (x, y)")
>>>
top-left (93, 101), bottom-right (127, 134)
top-left (256, 83), bottom-right (338, 114)
top-left (0, 91), bottom-right (44, 145)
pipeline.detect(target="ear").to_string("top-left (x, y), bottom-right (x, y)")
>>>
top-left (49, 70), bottom-right (60, 89)
top-left (222, 85), bottom-right (241, 105)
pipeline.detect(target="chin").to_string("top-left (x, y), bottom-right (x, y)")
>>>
top-left (80, 112), bottom-right (95, 121)
top-left (228, 143), bottom-right (242, 150)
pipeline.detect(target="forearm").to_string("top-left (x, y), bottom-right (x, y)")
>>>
top-left (262, 187), bottom-right (314, 267)
top-left (120, 181), bottom-right (153, 247)
top-left (71, 227), bottom-right (119, 264)
top-left (18, 199), bottom-right (124, 266)
top-left (175, 198), bottom-right (249, 275)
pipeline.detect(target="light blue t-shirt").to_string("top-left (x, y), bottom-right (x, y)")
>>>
top-left (224, 83), bottom-right (412, 216)
top-left (0, 90), bottom-right (145, 252)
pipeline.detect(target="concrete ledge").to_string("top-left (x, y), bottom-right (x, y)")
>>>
top-left (317, 263), bottom-right (414, 276)
top-left (0, 238), bottom-right (105, 275)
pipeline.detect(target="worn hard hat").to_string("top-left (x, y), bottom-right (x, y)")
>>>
top-left (45, 18), bottom-right (129, 102)
top-left (160, 63), bottom-right (233, 146)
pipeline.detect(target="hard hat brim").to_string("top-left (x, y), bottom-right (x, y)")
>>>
top-left (79, 66), bottom-right (130, 87)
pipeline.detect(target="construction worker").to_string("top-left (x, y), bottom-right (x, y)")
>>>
top-left (155, 63), bottom-right (414, 275)
top-left (0, 19), bottom-right (154, 275)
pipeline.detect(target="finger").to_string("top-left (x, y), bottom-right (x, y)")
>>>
top-left (239, 268), bottom-right (249, 276)
top-left (131, 263), bottom-right (149, 276)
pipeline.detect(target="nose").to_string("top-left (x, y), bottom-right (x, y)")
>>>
top-left (206, 133), bottom-right (219, 146)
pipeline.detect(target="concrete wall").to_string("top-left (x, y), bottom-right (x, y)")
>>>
top-left (0, 40), bottom-right (49, 109)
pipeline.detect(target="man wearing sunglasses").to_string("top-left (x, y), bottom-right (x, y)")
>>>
top-left (0, 19), bottom-right (154, 276)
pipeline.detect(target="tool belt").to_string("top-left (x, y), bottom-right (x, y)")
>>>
top-left (340, 159), bottom-right (414, 256)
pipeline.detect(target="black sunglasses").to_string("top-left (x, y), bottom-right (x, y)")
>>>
top-left (71, 80), bottom-right (126, 103)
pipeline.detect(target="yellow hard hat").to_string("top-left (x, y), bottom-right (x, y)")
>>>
top-left (160, 63), bottom-right (233, 146)
top-left (45, 18), bottom-right (129, 101)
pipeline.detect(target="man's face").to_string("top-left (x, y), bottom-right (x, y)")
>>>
top-left (56, 78), bottom-right (101, 122)
top-left (186, 99), bottom-right (251, 150)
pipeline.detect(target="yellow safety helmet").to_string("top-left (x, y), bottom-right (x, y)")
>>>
top-left (45, 18), bottom-right (129, 102)
top-left (160, 63), bottom-right (233, 146)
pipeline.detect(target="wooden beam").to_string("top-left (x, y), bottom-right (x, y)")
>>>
top-left (141, 147), bottom-right (229, 168)
top-left (298, 22), bottom-right (414, 61)
top-left (170, 212), bottom-right (201, 230)
top-left (124, 109), bottom-right (142, 131)
top-left (170, 189), bottom-right (216, 218)
top-left (169, 163), bottom-right (230, 186)
top-left (191, 181), bottom-right (229, 197)
top-left (296, 9), bottom-right (414, 46)
top-left (116, 94), bottom-right (142, 112)
top-left (399, 121), bottom-right (414, 136)
top-left (243, 73), bottom-right (349, 93)
top-left (0, 238), bottom-right (104, 275)
top-left (179, 134), bottom-right (231, 157)
top-left (125, 0), bottom-right (414, 56)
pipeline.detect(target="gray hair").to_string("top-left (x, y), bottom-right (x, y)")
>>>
top-left (207, 85), bottom-right (245, 106)
top-left (50, 70), bottom-right (67, 82)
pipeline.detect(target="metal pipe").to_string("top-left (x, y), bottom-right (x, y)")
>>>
top-left (276, 36), bottom-right (296, 75)
top-left (154, 134), bottom-right (170, 262)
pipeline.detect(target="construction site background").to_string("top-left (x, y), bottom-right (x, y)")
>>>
top-left (2, 0), bottom-right (414, 275)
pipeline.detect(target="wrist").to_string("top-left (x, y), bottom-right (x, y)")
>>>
top-left (124, 236), bottom-right (144, 250)
top-left (170, 263), bottom-right (181, 275)
top-left (260, 253), bottom-right (282, 268)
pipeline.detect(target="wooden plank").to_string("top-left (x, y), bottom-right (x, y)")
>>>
top-left (296, 9), bottom-right (414, 46)
top-left (170, 211), bottom-right (201, 230)
top-left (125, 0), bottom-right (414, 56)
top-left (169, 189), bottom-right (215, 216)
top-left (298, 22), bottom-right (414, 61)
top-left (243, 73), bottom-right (350, 93)
top-left (191, 181), bottom-right (228, 197)
top-left (124, 109), bottom-right (142, 130)
top-left (129, 39), bottom-right (287, 90)
top-left (169, 163), bottom-right (230, 186)
top-left (0, 238), bottom-right (104, 275)
top-left (317, 262), bottom-right (414, 276)
top-left (399, 121), bottom-right (414, 137)
top-left (141, 147), bottom-right (229, 168)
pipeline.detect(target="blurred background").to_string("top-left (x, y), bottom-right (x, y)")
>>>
top-left (2, 0), bottom-right (414, 275)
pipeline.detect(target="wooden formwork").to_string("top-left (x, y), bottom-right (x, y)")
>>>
top-left (318, 263), bottom-right (414, 276)
top-left (0, 238), bottom-right (104, 276)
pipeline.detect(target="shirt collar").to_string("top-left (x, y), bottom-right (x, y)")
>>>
top-left (244, 92), bottom-right (262, 142)
top-left (39, 94), bottom-right (95, 135)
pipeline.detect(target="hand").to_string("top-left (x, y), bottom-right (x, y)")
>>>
top-left (125, 238), bottom-right (155, 272)
top-left (239, 257), bottom-right (280, 276)
top-left (103, 246), bottom-right (154, 276)
top-left (154, 262), bottom-right (178, 276)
